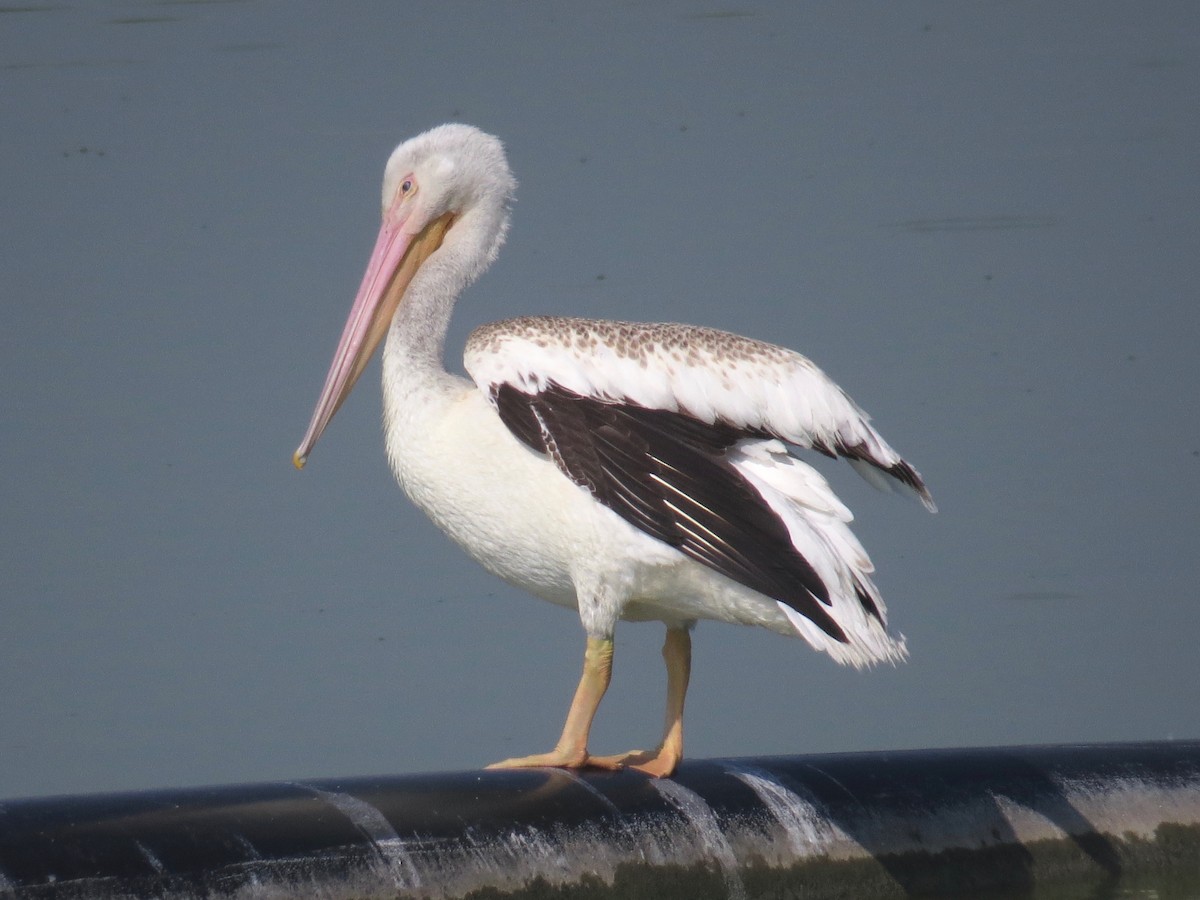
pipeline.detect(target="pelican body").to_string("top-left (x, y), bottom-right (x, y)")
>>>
top-left (295, 125), bottom-right (934, 776)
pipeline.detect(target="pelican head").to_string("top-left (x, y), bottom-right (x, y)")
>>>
top-left (294, 124), bottom-right (516, 469)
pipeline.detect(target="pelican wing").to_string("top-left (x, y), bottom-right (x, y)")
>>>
top-left (466, 316), bottom-right (934, 510)
top-left (467, 317), bottom-right (933, 658)
top-left (489, 380), bottom-right (850, 642)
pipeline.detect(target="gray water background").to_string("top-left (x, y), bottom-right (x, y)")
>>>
top-left (1, 2), bottom-right (1197, 799)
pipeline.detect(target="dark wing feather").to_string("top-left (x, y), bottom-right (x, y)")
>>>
top-left (492, 382), bottom-right (849, 642)
top-left (811, 435), bottom-right (931, 504)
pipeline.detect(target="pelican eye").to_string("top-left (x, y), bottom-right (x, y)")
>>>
top-left (400, 177), bottom-right (415, 196)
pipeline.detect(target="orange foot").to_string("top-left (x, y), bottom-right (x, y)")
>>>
top-left (485, 749), bottom-right (625, 771)
top-left (590, 747), bottom-right (681, 778)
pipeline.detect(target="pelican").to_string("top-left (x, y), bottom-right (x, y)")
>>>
top-left (295, 124), bottom-right (934, 777)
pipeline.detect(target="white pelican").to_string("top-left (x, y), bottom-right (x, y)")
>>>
top-left (295, 124), bottom-right (935, 777)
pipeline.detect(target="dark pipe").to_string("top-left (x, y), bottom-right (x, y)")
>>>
top-left (2, 742), bottom-right (1199, 898)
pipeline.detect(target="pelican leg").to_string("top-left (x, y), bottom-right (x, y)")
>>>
top-left (487, 636), bottom-right (620, 771)
top-left (591, 625), bottom-right (691, 778)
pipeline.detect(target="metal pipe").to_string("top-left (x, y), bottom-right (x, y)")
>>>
top-left (2, 742), bottom-right (1199, 898)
